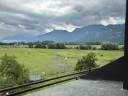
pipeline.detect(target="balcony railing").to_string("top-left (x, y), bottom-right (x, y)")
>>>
top-left (0, 69), bottom-right (96, 96)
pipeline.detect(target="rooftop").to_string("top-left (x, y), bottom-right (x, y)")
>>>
top-left (24, 79), bottom-right (128, 96)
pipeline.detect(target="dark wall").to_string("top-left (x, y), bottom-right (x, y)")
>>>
top-left (81, 56), bottom-right (126, 81)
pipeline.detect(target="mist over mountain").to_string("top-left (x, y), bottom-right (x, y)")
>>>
top-left (1, 34), bottom-right (38, 42)
top-left (1, 24), bottom-right (125, 43)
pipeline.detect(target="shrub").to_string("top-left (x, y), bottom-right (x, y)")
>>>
top-left (56, 43), bottom-right (66, 49)
top-left (28, 43), bottom-right (33, 48)
top-left (34, 43), bottom-right (46, 48)
top-left (75, 46), bottom-right (79, 49)
top-left (47, 43), bottom-right (66, 49)
top-left (101, 43), bottom-right (119, 50)
top-left (92, 47), bottom-right (97, 50)
top-left (75, 52), bottom-right (97, 71)
top-left (47, 43), bottom-right (57, 49)
top-left (0, 54), bottom-right (30, 89)
top-left (79, 45), bottom-right (92, 50)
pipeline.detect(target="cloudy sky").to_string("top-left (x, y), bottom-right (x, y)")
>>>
top-left (0, 0), bottom-right (126, 38)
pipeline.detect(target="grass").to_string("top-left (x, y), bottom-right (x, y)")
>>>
top-left (0, 48), bottom-right (123, 76)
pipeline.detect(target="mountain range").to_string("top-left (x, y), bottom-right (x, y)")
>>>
top-left (1, 24), bottom-right (125, 43)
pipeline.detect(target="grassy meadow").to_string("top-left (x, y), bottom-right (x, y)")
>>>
top-left (0, 47), bottom-right (123, 77)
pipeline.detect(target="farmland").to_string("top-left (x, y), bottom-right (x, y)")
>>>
top-left (0, 47), bottom-right (123, 77)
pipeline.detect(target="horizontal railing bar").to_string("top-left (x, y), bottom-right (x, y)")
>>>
top-left (0, 68), bottom-right (98, 96)
top-left (0, 70), bottom-right (89, 93)
top-left (7, 77), bottom-right (76, 96)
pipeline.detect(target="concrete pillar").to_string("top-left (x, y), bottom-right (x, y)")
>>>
top-left (123, 0), bottom-right (128, 90)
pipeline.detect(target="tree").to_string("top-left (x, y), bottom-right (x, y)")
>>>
top-left (101, 43), bottom-right (119, 50)
top-left (34, 43), bottom-right (46, 48)
top-left (56, 43), bottom-right (66, 49)
top-left (75, 52), bottom-right (97, 71)
top-left (47, 43), bottom-right (66, 49)
top-left (28, 43), bottom-right (33, 48)
top-left (0, 54), bottom-right (30, 89)
top-left (79, 45), bottom-right (92, 50)
top-left (47, 43), bottom-right (56, 49)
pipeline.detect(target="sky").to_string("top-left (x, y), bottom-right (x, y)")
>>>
top-left (0, 0), bottom-right (126, 38)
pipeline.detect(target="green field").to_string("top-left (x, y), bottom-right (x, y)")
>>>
top-left (0, 48), bottom-right (123, 76)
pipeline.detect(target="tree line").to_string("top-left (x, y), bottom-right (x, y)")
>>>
top-left (0, 41), bottom-right (124, 50)
top-left (28, 42), bottom-right (66, 49)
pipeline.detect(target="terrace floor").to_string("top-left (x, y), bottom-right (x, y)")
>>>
top-left (24, 79), bottom-right (128, 96)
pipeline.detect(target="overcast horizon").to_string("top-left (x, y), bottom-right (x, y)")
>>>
top-left (0, 0), bottom-right (126, 38)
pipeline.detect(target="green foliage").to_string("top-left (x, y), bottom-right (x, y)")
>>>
top-left (0, 54), bottom-right (30, 89)
top-left (28, 43), bottom-right (33, 48)
top-left (27, 41), bottom-right (66, 49)
top-left (92, 47), bottom-right (97, 50)
top-left (47, 43), bottom-right (56, 49)
top-left (79, 45), bottom-right (92, 50)
top-left (101, 43), bottom-right (119, 50)
top-left (34, 43), bottom-right (46, 48)
top-left (75, 52), bottom-right (97, 71)
top-left (47, 43), bottom-right (66, 49)
top-left (75, 46), bottom-right (79, 49)
top-left (86, 42), bottom-right (102, 45)
top-left (56, 43), bottom-right (66, 49)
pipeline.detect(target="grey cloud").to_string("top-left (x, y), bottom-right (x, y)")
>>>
top-left (0, 0), bottom-right (126, 38)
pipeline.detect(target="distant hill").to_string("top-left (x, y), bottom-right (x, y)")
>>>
top-left (1, 24), bottom-right (125, 43)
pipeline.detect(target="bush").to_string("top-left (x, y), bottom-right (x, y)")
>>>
top-left (34, 43), bottom-right (46, 48)
top-left (47, 43), bottom-right (57, 49)
top-left (75, 46), bottom-right (79, 49)
top-left (0, 54), bottom-right (30, 89)
top-left (56, 43), bottom-right (66, 49)
top-left (47, 43), bottom-right (66, 49)
top-left (75, 52), bottom-right (97, 71)
top-left (79, 45), bottom-right (92, 50)
top-left (92, 47), bottom-right (97, 50)
top-left (28, 43), bottom-right (33, 48)
top-left (101, 43), bottom-right (119, 50)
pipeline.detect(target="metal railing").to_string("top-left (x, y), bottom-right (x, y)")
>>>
top-left (0, 69), bottom-right (95, 96)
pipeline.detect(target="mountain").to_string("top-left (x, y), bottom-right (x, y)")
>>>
top-left (1, 24), bottom-right (125, 43)
top-left (38, 24), bottom-right (125, 43)
top-left (38, 30), bottom-right (72, 42)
